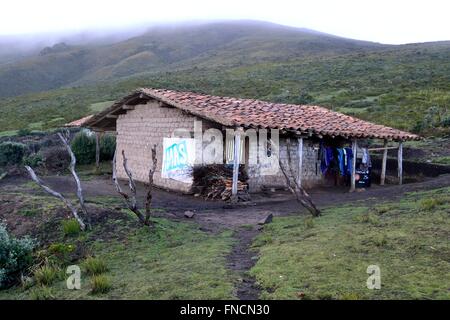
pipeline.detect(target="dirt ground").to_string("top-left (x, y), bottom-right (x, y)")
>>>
top-left (1, 173), bottom-right (449, 299)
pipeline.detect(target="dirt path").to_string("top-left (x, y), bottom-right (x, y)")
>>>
top-left (227, 228), bottom-right (261, 300)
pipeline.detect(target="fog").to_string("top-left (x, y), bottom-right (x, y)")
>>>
top-left (0, 0), bottom-right (449, 53)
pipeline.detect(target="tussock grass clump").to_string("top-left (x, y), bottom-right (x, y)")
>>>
top-left (62, 219), bottom-right (81, 236)
top-left (34, 265), bottom-right (60, 286)
top-left (90, 275), bottom-right (112, 294)
top-left (83, 257), bottom-right (108, 276)
top-left (419, 198), bottom-right (440, 211)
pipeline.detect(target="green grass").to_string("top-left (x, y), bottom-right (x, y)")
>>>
top-left (250, 187), bottom-right (450, 300)
top-left (433, 156), bottom-right (450, 165)
top-left (0, 217), bottom-right (236, 300)
top-left (89, 101), bottom-right (115, 113)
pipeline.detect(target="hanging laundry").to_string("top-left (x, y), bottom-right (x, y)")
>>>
top-left (320, 145), bottom-right (335, 174)
top-left (344, 147), bottom-right (353, 176)
top-left (361, 148), bottom-right (372, 167)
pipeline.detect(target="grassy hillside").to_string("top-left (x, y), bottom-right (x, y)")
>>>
top-left (0, 21), bottom-right (384, 98)
top-left (0, 21), bottom-right (449, 135)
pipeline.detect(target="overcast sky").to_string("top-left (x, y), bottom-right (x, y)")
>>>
top-left (1, 0), bottom-right (449, 44)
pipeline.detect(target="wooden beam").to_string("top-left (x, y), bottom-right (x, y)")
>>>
top-left (106, 114), bottom-right (118, 119)
top-left (350, 139), bottom-right (357, 192)
top-left (398, 141), bottom-right (403, 185)
top-left (368, 146), bottom-right (399, 152)
top-left (122, 105), bottom-right (135, 110)
top-left (297, 137), bottom-right (303, 187)
top-left (95, 132), bottom-right (100, 173)
top-left (231, 128), bottom-right (243, 197)
top-left (380, 139), bottom-right (388, 185)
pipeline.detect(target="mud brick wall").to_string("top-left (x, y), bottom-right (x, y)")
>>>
top-left (115, 101), bottom-right (197, 192)
top-left (247, 138), bottom-right (323, 191)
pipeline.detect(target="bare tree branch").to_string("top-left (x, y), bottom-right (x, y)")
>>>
top-left (121, 149), bottom-right (138, 210)
top-left (112, 149), bottom-right (145, 224)
top-left (25, 165), bottom-right (86, 231)
top-left (144, 144), bottom-right (158, 225)
top-left (58, 131), bottom-right (90, 226)
top-left (271, 139), bottom-right (320, 217)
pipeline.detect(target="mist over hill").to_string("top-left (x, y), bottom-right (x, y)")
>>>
top-left (0, 21), bottom-right (388, 97)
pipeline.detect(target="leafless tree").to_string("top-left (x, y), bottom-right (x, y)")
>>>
top-left (25, 130), bottom-right (89, 230)
top-left (112, 145), bottom-right (158, 226)
top-left (271, 138), bottom-right (320, 217)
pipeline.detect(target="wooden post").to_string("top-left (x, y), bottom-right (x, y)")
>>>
top-left (232, 128), bottom-right (242, 197)
top-left (380, 139), bottom-right (388, 185)
top-left (350, 139), bottom-right (357, 192)
top-left (398, 141), bottom-right (403, 185)
top-left (297, 137), bottom-right (303, 187)
top-left (95, 131), bottom-right (100, 173)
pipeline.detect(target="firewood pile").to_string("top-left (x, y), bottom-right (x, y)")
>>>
top-left (192, 164), bottom-right (250, 201)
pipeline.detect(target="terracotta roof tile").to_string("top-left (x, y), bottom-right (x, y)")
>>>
top-left (65, 115), bottom-right (94, 127)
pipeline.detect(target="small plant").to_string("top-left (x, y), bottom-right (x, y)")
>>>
top-left (19, 207), bottom-right (40, 217)
top-left (83, 256), bottom-right (108, 276)
top-left (340, 292), bottom-right (360, 300)
top-left (304, 217), bottom-right (315, 229)
top-left (90, 275), bottom-right (112, 294)
top-left (48, 243), bottom-right (75, 255)
top-left (29, 286), bottom-right (55, 300)
top-left (372, 235), bottom-right (388, 247)
top-left (419, 198), bottom-right (439, 211)
top-left (48, 242), bottom-right (75, 262)
top-left (33, 264), bottom-right (60, 286)
top-left (17, 128), bottom-right (32, 137)
top-left (23, 153), bottom-right (43, 167)
top-left (62, 219), bottom-right (81, 236)
top-left (357, 213), bottom-right (380, 225)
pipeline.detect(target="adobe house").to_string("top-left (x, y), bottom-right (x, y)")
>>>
top-left (81, 88), bottom-right (419, 194)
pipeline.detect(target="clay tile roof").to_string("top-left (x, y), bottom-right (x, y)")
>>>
top-left (85, 88), bottom-right (420, 141)
top-left (65, 115), bottom-right (94, 127)
top-left (139, 88), bottom-right (419, 141)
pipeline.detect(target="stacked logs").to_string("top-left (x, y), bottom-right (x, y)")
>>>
top-left (192, 164), bottom-right (249, 201)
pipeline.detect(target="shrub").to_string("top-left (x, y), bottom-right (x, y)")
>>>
top-left (100, 134), bottom-right (116, 161)
top-left (83, 257), bottom-right (108, 276)
top-left (71, 131), bottom-right (96, 165)
top-left (90, 275), bottom-right (112, 294)
top-left (0, 223), bottom-right (36, 288)
top-left (0, 142), bottom-right (26, 166)
top-left (17, 128), bottom-right (32, 136)
top-left (442, 116), bottom-right (450, 128)
top-left (71, 131), bottom-right (116, 165)
top-left (41, 147), bottom-right (70, 173)
top-left (33, 264), bottom-right (60, 286)
top-left (61, 219), bottom-right (81, 236)
top-left (23, 153), bottom-right (43, 167)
